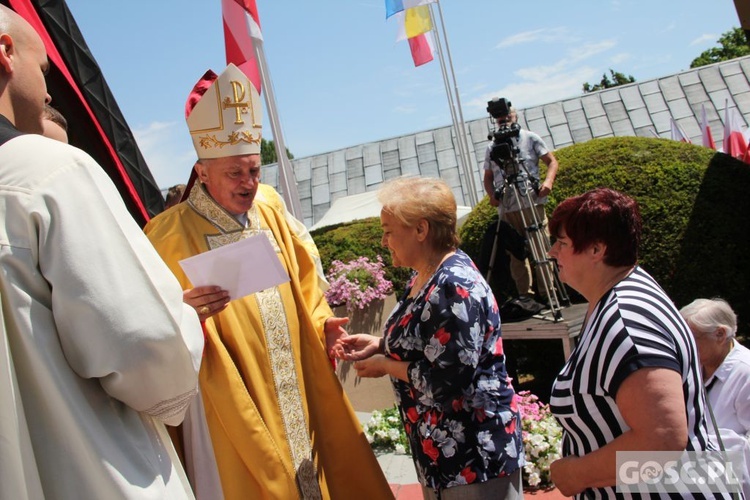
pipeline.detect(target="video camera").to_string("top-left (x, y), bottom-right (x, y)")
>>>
top-left (486, 97), bottom-right (512, 119)
top-left (486, 98), bottom-right (521, 165)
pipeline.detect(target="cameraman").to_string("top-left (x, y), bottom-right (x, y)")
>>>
top-left (482, 99), bottom-right (559, 304)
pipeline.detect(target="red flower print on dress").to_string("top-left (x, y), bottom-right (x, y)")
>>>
top-left (460, 467), bottom-right (477, 484)
top-left (505, 415), bottom-right (517, 434)
top-left (406, 407), bottom-right (419, 423)
top-left (494, 336), bottom-right (504, 355)
top-left (422, 438), bottom-right (440, 462)
top-left (434, 327), bottom-right (450, 345)
top-left (475, 407), bottom-right (486, 422)
top-left (399, 313), bottom-right (413, 327)
top-left (452, 397), bottom-right (464, 412)
top-left (455, 285), bottom-right (469, 299)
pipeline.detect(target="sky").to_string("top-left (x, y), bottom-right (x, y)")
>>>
top-left (62, 0), bottom-right (742, 190)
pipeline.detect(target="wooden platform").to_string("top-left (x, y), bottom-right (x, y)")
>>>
top-left (502, 302), bottom-right (588, 359)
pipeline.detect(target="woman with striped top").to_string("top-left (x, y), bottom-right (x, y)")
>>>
top-left (546, 188), bottom-right (732, 498)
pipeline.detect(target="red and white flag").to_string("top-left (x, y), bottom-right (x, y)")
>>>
top-left (670, 118), bottom-right (691, 143)
top-left (700, 104), bottom-right (716, 150)
top-left (407, 31), bottom-right (434, 67)
top-left (722, 101), bottom-right (748, 159)
top-left (222, 0), bottom-right (263, 94)
top-left (394, 6), bottom-right (435, 67)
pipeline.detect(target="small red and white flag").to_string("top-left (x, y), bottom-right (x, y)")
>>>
top-left (670, 118), bottom-right (691, 143)
top-left (407, 31), bottom-right (434, 67)
top-left (394, 6), bottom-right (435, 67)
top-left (722, 101), bottom-right (748, 159)
top-left (222, 0), bottom-right (263, 94)
top-left (700, 104), bottom-right (716, 150)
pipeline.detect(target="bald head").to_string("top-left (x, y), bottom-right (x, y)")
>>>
top-left (0, 5), bottom-right (50, 134)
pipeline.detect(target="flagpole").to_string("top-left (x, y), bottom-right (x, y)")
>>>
top-left (429, 10), bottom-right (473, 206)
top-left (432, 1), bottom-right (477, 206)
top-left (254, 42), bottom-right (304, 219)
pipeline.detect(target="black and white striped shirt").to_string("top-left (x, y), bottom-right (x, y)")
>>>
top-left (550, 266), bottom-right (731, 499)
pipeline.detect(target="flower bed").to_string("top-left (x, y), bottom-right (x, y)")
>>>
top-left (325, 255), bottom-right (393, 314)
top-left (364, 391), bottom-right (563, 489)
top-left (516, 391), bottom-right (563, 488)
top-left (363, 405), bottom-right (410, 455)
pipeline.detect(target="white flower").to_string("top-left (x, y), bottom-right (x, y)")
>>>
top-left (528, 471), bottom-right (541, 487)
top-left (450, 301), bottom-right (469, 322)
top-left (423, 337), bottom-right (446, 362)
top-left (517, 393), bottom-right (564, 489)
top-left (395, 443), bottom-right (406, 454)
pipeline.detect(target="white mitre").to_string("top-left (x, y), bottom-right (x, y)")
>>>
top-left (185, 63), bottom-right (262, 159)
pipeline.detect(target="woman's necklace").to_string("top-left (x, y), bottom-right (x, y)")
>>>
top-left (409, 251), bottom-right (454, 297)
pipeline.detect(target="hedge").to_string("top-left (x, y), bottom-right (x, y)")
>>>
top-left (459, 136), bottom-right (749, 334)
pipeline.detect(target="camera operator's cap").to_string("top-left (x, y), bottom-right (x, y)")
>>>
top-left (185, 63), bottom-right (262, 159)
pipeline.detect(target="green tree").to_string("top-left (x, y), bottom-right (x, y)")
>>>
top-left (260, 138), bottom-right (294, 165)
top-left (582, 69), bottom-right (636, 93)
top-left (690, 27), bottom-right (750, 68)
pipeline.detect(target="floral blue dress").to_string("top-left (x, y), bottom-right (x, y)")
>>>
top-left (384, 249), bottom-right (524, 492)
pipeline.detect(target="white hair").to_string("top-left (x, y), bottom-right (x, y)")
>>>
top-left (679, 298), bottom-right (738, 338)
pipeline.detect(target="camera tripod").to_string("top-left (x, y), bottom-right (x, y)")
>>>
top-left (485, 159), bottom-right (570, 321)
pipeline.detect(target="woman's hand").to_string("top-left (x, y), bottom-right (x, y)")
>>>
top-left (550, 456), bottom-right (585, 496)
top-left (332, 334), bottom-right (381, 361)
top-left (183, 286), bottom-right (230, 322)
top-left (353, 355), bottom-right (388, 378)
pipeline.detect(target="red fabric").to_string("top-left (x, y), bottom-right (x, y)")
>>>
top-left (222, 0), bottom-right (262, 94)
top-left (723, 105), bottom-right (748, 159)
top-left (408, 33), bottom-right (433, 67)
top-left (702, 125), bottom-right (716, 150)
top-left (184, 70), bottom-right (218, 119)
top-left (233, 0), bottom-right (261, 29)
top-left (8, 0), bottom-right (150, 222)
top-left (724, 131), bottom-right (748, 159)
top-left (700, 105), bottom-right (716, 150)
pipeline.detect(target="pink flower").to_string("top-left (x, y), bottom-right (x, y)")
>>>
top-left (324, 256), bottom-right (393, 313)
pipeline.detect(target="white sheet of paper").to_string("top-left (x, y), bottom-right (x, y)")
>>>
top-left (178, 233), bottom-right (289, 299)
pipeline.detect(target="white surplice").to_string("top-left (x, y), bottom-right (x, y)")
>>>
top-left (0, 132), bottom-right (204, 499)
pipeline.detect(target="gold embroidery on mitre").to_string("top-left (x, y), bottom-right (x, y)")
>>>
top-left (197, 130), bottom-right (262, 151)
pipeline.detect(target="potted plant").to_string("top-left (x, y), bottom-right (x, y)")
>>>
top-left (325, 255), bottom-right (393, 314)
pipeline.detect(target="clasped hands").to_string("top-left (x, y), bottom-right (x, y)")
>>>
top-left (331, 333), bottom-right (388, 378)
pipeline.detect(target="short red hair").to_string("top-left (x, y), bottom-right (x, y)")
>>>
top-left (549, 188), bottom-right (641, 267)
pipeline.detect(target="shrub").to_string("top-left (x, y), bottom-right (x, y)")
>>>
top-left (459, 136), bottom-right (750, 337)
top-left (312, 218), bottom-right (412, 297)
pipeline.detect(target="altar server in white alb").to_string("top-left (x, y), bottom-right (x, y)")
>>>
top-left (0, 6), bottom-right (204, 499)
